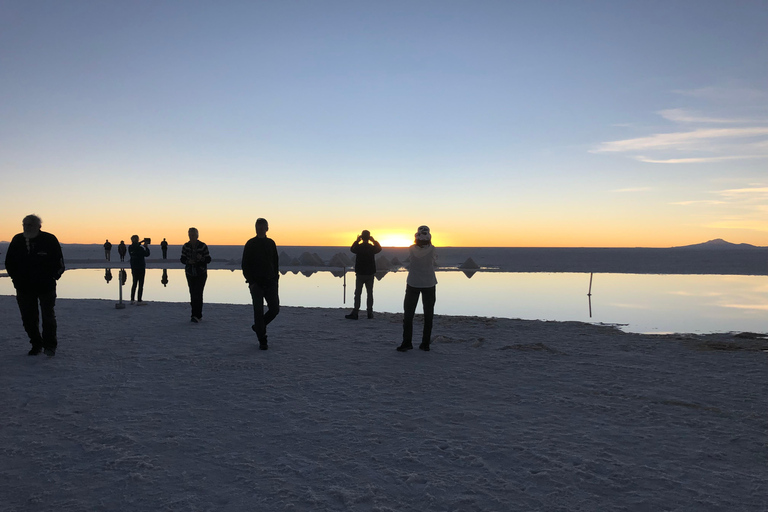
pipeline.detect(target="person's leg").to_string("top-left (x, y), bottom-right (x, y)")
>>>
top-left (364, 275), bottom-right (375, 316)
top-left (16, 288), bottom-right (43, 351)
top-left (420, 286), bottom-right (436, 350)
top-left (353, 275), bottom-right (364, 311)
top-left (39, 288), bottom-right (58, 353)
top-left (194, 274), bottom-right (207, 318)
top-left (263, 281), bottom-right (280, 327)
top-left (130, 269), bottom-right (138, 301)
top-left (186, 274), bottom-right (203, 319)
top-left (399, 285), bottom-right (420, 350)
top-left (137, 268), bottom-right (146, 301)
top-left (249, 283), bottom-right (267, 342)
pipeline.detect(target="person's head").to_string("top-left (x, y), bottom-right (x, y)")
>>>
top-left (22, 214), bottom-right (41, 238)
top-left (188, 227), bottom-right (199, 242)
top-left (414, 225), bottom-right (431, 246)
top-left (361, 230), bottom-right (371, 242)
top-left (255, 218), bottom-right (269, 238)
top-left (131, 235), bottom-right (139, 244)
top-left (120, 240), bottom-right (124, 244)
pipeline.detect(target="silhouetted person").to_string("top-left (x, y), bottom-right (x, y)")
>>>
top-left (104, 239), bottom-right (112, 261)
top-left (345, 230), bottom-right (382, 320)
top-left (180, 227), bottom-right (211, 323)
top-left (118, 240), bottom-right (127, 262)
top-left (128, 235), bottom-right (150, 304)
top-left (242, 218), bottom-right (280, 350)
top-left (397, 225), bottom-right (437, 352)
top-left (161, 238), bottom-right (168, 260)
top-left (105, 268), bottom-right (113, 284)
top-left (4, 214), bottom-right (65, 356)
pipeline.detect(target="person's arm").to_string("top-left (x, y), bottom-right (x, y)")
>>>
top-left (4, 236), bottom-right (21, 280)
top-left (241, 242), bottom-right (253, 282)
top-left (51, 235), bottom-right (65, 279)
top-left (180, 244), bottom-right (189, 265)
top-left (372, 240), bottom-right (382, 254)
top-left (202, 243), bottom-right (212, 265)
top-left (271, 241), bottom-right (280, 280)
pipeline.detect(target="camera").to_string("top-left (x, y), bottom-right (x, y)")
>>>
top-left (143, 238), bottom-right (151, 244)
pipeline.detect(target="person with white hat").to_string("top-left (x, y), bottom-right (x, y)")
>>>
top-left (397, 225), bottom-right (437, 352)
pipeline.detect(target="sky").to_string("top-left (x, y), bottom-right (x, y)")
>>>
top-left (1, 0), bottom-right (767, 247)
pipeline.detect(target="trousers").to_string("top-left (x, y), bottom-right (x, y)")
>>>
top-left (249, 281), bottom-right (280, 342)
top-left (16, 287), bottom-right (57, 350)
top-left (352, 274), bottom-right (375, 312)
top-left (403, 285), bottom-right (436, 345)
top-left (130, 268), bottom-right (145, 301)
top-left (186, 274), bottom-right (207, 318)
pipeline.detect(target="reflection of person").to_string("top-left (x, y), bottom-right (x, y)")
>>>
top-left (242, 218), bottom-right (280, 350)
top-left (161, 238), bottom-right (168, 260)
top-left (397, 225), bottom-right (437, 352)
top-left (118, 241), bottom-right (127, 262)
top-left (345, 230), bottom-right (382, 320)
top-left (161, 268), bottom-right (169, 287)
top-left (105, 268), bottom-right (113, 283)
top-left (180, 228), bottom-right (211, 323)
top-left (104, 239), bottom-right (112, 261)
top-left (128, 235), bottom-right (150, 304)
top-left (4, 214), bottom-right (65, 356)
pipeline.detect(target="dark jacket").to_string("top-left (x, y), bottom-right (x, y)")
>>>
top-left (180, 241), bottom-right (212, 277)
top-left (4, 231), bottom-right (65, 291)
top-left (129, 242), bottom-right (150, 270)
top-left (242, 236), bottom-right (279, 287)
top-left (350, 239), bottom-right (382, 275)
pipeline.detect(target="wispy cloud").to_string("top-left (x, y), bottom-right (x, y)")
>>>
top-left (657, 108), bottom-right (753, 124)
top-left (612, 187), bottom-right (651, 193)
top-left (673, 86), bottom-right (767, 102)
top-left (669, 200), bottom-right (726, 206)
top-left (594, 127), bottom-right (768, 154)
top-left (593, 87), bottom-right (768, 164)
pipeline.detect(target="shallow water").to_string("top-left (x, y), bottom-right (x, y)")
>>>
top-left (1, 269), bottom-right (767, 334)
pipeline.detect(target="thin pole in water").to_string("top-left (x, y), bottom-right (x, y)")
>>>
top-left (587, 272), bottom-right (593, 296)
top-left (116, 267), bottom-right (126, 309)
top-left (343, 266), bottom-right (346, 304)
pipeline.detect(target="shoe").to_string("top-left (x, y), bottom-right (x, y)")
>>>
top-left (418, 343), bottom-right (430, 351)
top-left (345, 311), bottom-right (358, 320)
top-left (396, 343), bottom-right (413, 352)
top-left (259, 342), bottom-right (269, 350)
top-left (367, 311), bottom-right (374, 319)
top-left (43, 348), bottom-right (55, 357)
top-left (130, 300), bottom-right (135, 305)
top-left (28, 346), bottom-right (42, 356)
top-left (191, 316), bottom-right (199, 323)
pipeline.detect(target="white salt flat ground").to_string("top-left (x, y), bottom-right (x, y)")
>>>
top-left (1, 296), bottom-right (766, 511)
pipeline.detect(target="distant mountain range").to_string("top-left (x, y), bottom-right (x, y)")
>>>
top-left (673, 238), bottom-right (764, 249)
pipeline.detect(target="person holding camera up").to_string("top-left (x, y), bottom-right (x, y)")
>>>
top-left (129, 235), bottom-right (150, 304)
top-left (345, 230), bottom-right (382, 320)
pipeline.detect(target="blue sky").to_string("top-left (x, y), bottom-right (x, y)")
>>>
top-left (1, 0), bottom-right (766, 246)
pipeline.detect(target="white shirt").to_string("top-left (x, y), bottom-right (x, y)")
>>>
top-left (406, 244), bottom-right (438, 288)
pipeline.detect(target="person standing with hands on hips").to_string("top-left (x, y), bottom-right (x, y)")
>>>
top-left (345, 230), bottom-right (382, 320)
top-left (242, 218), bottom-right (280, 350)
top-left (397, 225), bottom-right (437, 352)
top-left (180, 227), bottom-right (211, 323)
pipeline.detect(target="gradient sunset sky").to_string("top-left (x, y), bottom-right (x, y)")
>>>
top-left (1, 1), bottom-right (766, 247)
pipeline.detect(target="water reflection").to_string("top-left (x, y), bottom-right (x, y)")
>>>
top-left (104, 268), bottom-right (113, 284)
top-left (1, 269), bottom-right (766, 334)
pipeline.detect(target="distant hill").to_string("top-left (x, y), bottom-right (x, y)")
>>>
top-left (673, 238), bottom-right (762, 249)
